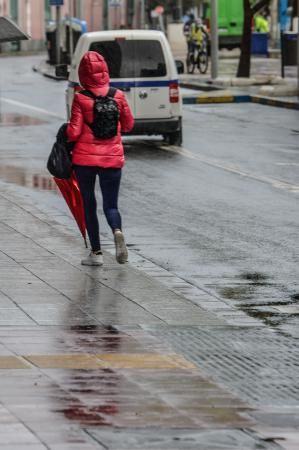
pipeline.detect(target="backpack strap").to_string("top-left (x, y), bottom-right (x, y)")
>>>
top-left (79, 89), bottom-right (96, 99)
top-left (80, 88), bottom-right (117, 99)
top-left (107, 87), bottom-right (117, 98)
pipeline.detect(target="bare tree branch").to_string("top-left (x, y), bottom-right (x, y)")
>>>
top-left (251, 0), bottom-right (271, 16)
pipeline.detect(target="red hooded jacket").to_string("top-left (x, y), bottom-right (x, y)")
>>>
top-left (67, 51), bottom-right (134, 168)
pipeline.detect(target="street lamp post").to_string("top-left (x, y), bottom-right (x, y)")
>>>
top-left (210, 0), bottom-right (219, 79)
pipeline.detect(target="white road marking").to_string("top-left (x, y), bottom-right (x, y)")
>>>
top-left (1, 97), bottom-right (65, 119)
top-left (275, 162), bottom-right (299, 166)
top-left (162, 144), bottom-right (299, 193)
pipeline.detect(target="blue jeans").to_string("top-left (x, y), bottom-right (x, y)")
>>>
top-left (74, 165), bottom-right (122, 252)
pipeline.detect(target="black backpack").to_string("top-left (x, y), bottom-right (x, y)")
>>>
top-left (80, 87), bottom-right (119, 139)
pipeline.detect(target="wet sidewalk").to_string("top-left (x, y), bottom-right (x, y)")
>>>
top-left (1, 157), bottom-right (299, 449)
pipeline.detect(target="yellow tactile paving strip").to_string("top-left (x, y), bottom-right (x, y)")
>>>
top-left (25, 354), bottom-right (107, 369)
top-left (0, 353), bottom-right (195, 370)
top-left (96, 353), bottom-right (196, 369)
top-left (0, 356), bottom-right (31, 369)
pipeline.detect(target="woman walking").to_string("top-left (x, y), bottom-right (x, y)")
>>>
top-left (67, 51), bottom-right (134, 266)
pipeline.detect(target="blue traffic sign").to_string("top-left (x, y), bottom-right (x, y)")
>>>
top-left (49, 0), bottom-right (64, 5)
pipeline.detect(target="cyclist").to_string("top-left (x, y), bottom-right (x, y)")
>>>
top-left (190, 18), bottom-right (208, 54)
top-left (183, 13), bottom-right (195, 53)
top-left (186, 17), bottom-right (209, 74)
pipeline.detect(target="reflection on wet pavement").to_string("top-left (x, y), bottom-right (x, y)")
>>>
top-left (0, 112), bottom-right (47, 126)
top-left (0, 325), bottom-right (252, 444)
top-left (0, 164), bottom-right (57, 191)
top-left (216, 271), bottom-right (299, 329)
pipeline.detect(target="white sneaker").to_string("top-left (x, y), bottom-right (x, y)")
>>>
top-left (114, 230), bottom-right (128, 264)
top-left (81, 251), bottom-right (103, 266)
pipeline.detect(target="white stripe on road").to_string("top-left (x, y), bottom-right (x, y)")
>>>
top-left (275, 162), bottom-right (299, 166)
top-left (162, 145), bottom-right (299, 193)
top-left (1, 97), bottom-right (65, 120)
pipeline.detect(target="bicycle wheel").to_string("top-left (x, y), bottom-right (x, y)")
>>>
top-left (186, 53), bottom-right (195, 74)
top-left (198, 50), bottom-right (208, 74)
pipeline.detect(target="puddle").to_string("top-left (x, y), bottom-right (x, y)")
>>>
top-left (242, 300), bottom-right (294, 308)
top-left (242, 309), bottom-right (287, 327)
top-left (227, 272), bottom-right (299, 327)
top-left (239, 272), bottom-right (270, 285)
top-left (0, 164), bottom-right (58, 191)
top-left (0, 113), bottom-right (47, 126)
top-left (290, 293), bottom-right (299, 302)
top-left (219, 271), bottom-right (299, 327)
top-left (220, 285), bottom-right (254, 300)
top-left (220, 272), bottom-right (273, 301)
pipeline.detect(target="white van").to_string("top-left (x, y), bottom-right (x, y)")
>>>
top-left (58, 30), bottom-right (184, 145)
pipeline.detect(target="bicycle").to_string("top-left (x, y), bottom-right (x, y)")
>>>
top-left (186, 36), bottom-right (209, 75)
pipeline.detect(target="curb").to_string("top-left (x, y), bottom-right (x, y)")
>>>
top-left (183, 94), bottom-right (251, 105)
top-left (32, 65), bottom-right (65, 81)
top-left (251, 95), bottom-right (299, 110)
top-left (183, 94), bottom-right (299, 110)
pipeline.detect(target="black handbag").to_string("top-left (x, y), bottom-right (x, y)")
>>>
top-left (47, 141), bottom-right (72, 179)
top-left (47, 123), bottom-right (73, 179)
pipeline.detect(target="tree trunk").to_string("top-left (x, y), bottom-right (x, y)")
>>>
top-left (237, 0), bottom-right (252, 77)
top-left (237, 0), bottom-right (272, 77)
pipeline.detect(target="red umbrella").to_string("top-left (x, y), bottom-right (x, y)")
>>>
top-left (54, 172), bottom-right (88, 248)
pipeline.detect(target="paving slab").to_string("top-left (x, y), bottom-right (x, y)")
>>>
top-left (85, 427), bottom-right (278, 450)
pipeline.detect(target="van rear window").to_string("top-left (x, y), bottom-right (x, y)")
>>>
top-left (89, 40), bottom-right (167, 78)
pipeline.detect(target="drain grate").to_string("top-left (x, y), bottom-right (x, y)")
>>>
top-left (86, 427), bottom-right (279, 450)
top-left (147, 326), bottom-right (299, 406)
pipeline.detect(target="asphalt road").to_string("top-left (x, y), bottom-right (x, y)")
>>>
top-left (1, 54), bottom-right (299, 324)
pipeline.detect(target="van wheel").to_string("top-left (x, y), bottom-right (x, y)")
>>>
top-left (164, 129), bottom-right (182, 146)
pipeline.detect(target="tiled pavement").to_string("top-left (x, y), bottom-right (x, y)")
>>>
top-left (0, 173), bottom-right (298, 448)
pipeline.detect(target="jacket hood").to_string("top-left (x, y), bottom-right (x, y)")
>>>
top-left (78, 51), bottom-right (110, 89)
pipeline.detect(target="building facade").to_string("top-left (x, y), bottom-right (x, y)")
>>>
top-left (0, 0), bottom-right (140, 51)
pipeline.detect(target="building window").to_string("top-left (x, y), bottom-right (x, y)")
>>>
top-left (45, 0), bottom-right (51, 21)
top-left (10, 0), bottom-right (18, 22)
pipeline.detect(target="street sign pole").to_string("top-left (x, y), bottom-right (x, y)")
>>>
top-left (177, 0), bottom-right (182, 20)
top-left (210, 0), bottom-right (219, 80)
top-left (56, 5), bottom-right (61, 64)
top-left (140, 0), bottom-right (145, 28)
top-left (50, 0), bottom-right (63, 64)
top-left (69, 0), bottom-right (73, 60)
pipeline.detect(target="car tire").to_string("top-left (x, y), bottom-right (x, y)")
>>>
top-left (164, 128), bottom-right (182, 146)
